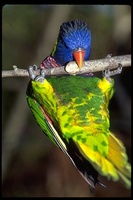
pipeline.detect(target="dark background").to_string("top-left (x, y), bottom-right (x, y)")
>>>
top-left (2, 5), bottom-right (131, 197)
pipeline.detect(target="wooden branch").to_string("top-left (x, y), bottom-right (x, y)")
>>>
top-left (2, 54), bottom-right (131, 78)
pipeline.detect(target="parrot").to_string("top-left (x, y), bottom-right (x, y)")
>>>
top-left (26, 20), bottom-right (131, 192)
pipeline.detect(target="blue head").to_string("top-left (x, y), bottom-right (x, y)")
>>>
top-left (51, 20), bottom-right (92, 68)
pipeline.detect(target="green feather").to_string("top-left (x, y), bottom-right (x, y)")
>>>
top-left (26, 75), bottom-right (131, 189)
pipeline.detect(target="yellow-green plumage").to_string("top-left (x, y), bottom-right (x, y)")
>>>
top-left (27, 75), bottom-right (131, 190)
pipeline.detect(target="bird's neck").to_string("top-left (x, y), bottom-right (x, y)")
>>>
top-left (40, 56), bottom-right (60, 69)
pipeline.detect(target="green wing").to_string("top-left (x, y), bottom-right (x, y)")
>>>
top-left (26, 81), bottom-right (67, 152)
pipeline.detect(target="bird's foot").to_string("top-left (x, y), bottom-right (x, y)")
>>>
top-left (105, 54), bottom-right (112, 58)
top-left (28, 65), bottom-right (45, 82)
top-left (102, 63), bottom-right (122, 81)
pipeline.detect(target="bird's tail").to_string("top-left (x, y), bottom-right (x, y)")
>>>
top-left (72, 132), bottom-right (131, 190)
top-left (107, 132), bottom-right (131, 189)
top-left (66, 139), bottom-right (106, 192)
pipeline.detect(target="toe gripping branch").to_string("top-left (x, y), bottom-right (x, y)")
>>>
top-left (28, 65), bottom-right (45, 82)
top-left (102, 63), bottom-right (122, 80)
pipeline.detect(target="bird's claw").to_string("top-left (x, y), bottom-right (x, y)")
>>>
top-left (35, 69), bottom-right (45, 82)
top-left (28, 65), bottom-right (45, 82)
top-left (28, 65), bottom-right (38, 80)
top-left (105, 54), bottom-right (112, 58)
top-left (102, 63), bottom-right (122, 80)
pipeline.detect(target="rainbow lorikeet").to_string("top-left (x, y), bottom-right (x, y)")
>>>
top-left (26, 20), bottom-right (131, 192)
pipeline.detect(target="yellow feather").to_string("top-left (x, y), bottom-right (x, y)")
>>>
top-left (75, 141), bottom-right (119, 181)
top-left (107, 132), bottom-right (131, 178)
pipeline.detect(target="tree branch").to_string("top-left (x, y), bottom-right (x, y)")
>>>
top-left (2, 54), bottom-right (131, 78)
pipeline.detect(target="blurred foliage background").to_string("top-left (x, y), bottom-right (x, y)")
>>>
top-left (2, 5), bottom-right (131, 197)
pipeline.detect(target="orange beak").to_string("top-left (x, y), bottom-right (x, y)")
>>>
top-left (73, 49), bottom-right (85, 70)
